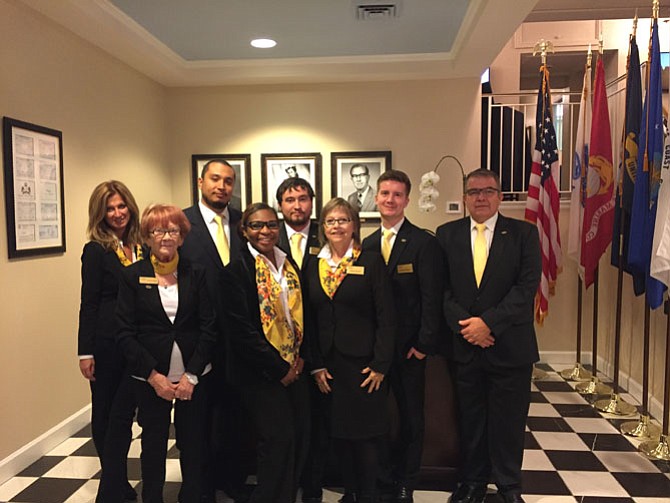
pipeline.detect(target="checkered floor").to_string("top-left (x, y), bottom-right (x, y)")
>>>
top-left (1, 363), bottom-right (669, 503)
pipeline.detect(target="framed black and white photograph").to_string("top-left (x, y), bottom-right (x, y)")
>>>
top-left (191, 154), bottom-right (251, 212)
top-left (261, 152), bottom-right (322, 218)
top-left (331, 150), bottom-right (392, 219)
top-left (3, 117), bottom-right (65, 258)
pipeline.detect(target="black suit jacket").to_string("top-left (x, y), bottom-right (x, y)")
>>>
top-left (435, 214), bottom-right (541, 367)
top-left (78, 242), bottom-right (128, 355)
top-left (277, 221), bottom-right (320, 275)
top-left (115, 258), bottom-right (217, 380)
top-left (362, 219), bottom-right (444, 356)
top-left (221, 245), bottom-right (310, 386)
top-left (306, 249), bottom-right (396, 374)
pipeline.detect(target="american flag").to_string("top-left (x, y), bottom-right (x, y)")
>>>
top-left (525, 64), bottom-right (562, 325)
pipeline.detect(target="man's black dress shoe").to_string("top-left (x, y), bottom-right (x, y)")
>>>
top-left (448, 483), bottom-right (487, 503)
top-left (499, 492), bottom-right (524, 503)
top-left (395, 485), bottom-right (413, 502)
top-left (302, 498), bottom-right (323, 503)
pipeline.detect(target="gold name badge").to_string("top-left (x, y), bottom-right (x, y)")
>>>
top-left (309, 246), bottom-right (320, 255)
top-left (139, 276), bottom-right (159, 285)
top-left (348, 265), bottom-right (365, 275)
top-left (397, 263), bottom-right (414, 274)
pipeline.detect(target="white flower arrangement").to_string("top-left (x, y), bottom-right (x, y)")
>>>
top-left (417, 155), bottom-right (465, 213)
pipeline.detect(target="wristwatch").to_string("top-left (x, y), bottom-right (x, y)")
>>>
top-left (184, 372), bottom-right (199, 385)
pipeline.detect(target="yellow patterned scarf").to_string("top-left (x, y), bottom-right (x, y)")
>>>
top-left (255, 255), bottom-right (303, 364)
top-left (151, 252), bottom-right (179, 275)
top-left (115, 242), bottom-right (143, 266)
top-left (319, 247), bottom-right (361, 299)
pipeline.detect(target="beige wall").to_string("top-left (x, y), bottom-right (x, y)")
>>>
top-left (165, 79), bottom-right (482, 234)
top-left (0, 0), bottom-right (170, 460)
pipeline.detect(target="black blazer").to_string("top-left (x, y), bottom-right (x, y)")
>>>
top-left (221, 245), bottom-right (309, 386)
top-left (277, 221), bottom-right (321, 274)
top-left (115, 258), bottom-right (217, 380)
top-left (435, 214), bottom-right (541, 367)
top-left (78, 241), bottom-right (129, 355)
top-left (306, 249), bottom-right (396, 374)
top-left (181, 204), bottom-right (243, 279)
top-left (362, 219), bottom-right (444, 356)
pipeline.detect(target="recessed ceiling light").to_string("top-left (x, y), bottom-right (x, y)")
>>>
top-left (251, 38), bottom-right (277, 49)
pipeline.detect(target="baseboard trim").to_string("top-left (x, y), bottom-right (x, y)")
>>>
top-left (0, 405), bottom-right (91, 485)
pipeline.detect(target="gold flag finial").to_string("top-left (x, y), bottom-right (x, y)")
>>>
top-left (653, 0), bottom-right (659, 19)
top-left (587, 44), bottom-right (592, 67)
top-left (533, 39), bottom-right (554, 66)
top-left (633, 10), bottom-right (638, 37)
top-left (598, 32), bottom-right (604, 55)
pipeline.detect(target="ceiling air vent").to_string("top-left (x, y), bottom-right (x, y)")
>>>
top-left (355, 3), bottom-right (399, 20)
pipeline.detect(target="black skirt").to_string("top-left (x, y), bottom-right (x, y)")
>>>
top-left (326, 349), bottom-right (389, 439)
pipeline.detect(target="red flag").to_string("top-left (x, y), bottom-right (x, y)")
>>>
top-left (580, 57), bottom-right (615, 287)
top-left (525, 64), bottom-right (562, 325)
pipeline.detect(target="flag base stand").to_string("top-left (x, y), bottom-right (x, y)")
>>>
top-left (559, 363), bottom-right (592, 382)
top-left (621, 413), bottom-right (661, 439)
top-left (531, 365), bottom-right (547, 381)
top-left (576, 376), bottom-right (612, 396)
top-left (594, 393), bottom-right (637, 416)
top-left (639, 434), bottom-right (670, 461)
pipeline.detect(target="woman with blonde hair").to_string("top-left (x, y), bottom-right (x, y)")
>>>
top-left (77, 180), bottom-right (142, 501)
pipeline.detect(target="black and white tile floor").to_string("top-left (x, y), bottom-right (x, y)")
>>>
top-left (1, 363), bottom-right (669, 502)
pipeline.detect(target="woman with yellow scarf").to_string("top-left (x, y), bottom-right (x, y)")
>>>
top-left (307, 198), bottom-right (396, 503)
top-left (222, 202), bottom-right (310, 503)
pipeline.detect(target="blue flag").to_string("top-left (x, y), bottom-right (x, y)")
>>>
top-left (611, 35), bottom-right (645, 295)
top-left (627, 19), bottom-right (667, 309)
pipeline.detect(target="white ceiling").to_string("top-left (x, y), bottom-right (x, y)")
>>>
top-left (17, 0), bottom-right (663, 87)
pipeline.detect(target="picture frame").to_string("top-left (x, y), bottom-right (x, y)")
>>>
top-left (2, 117), bottom-right (66, 258)
top-left (331, 150), bottom-right (392, 220)
top-left (191, 154), bottom-right (252, 212)
top-left (261, 152), bottom-right (322, 218)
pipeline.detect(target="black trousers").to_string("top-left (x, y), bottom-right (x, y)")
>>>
top-left (89, 338), bottom-right (127, 461)
top-left (300, 378), bottom-right (331, 499)
top-left (204, 376), bottom-right (252, 500)
top-left (454, 354), bottom-right (532, 491)
top-left (238, 375), bottom-right (310, 503)
top-left (97, 375), bottom-right (209, 503)
top-left (386, 354), bottom-right (426, 488)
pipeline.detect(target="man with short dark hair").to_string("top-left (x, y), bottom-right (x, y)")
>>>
top-left (347, 164), bottom-right (377, 212)
top-left (362, 169), bottom-right (444, 503)
top-left (276, 177), bottom-right (319, 273)
top-left (180, 159), bottom-right (249, 503)
top-left (436, 169), bottom-right (541, 503)
top-left (275, 177), bottom-right (325, 503)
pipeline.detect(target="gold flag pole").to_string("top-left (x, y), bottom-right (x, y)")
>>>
top-left (594, 20), bottom-right (637, 416)
top-left (620, 0), bottom-right (663, 441)
top-left (575, 30), bottom-right (612, 398)
top-left (530, 39), bottom-right (555, 382)
top-left (560, 44), bottom-right (594, 383)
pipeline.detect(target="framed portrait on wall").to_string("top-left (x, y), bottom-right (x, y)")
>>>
top-left (261, 152), bottom-right (322, 218)
top-left (331, 150), bottom-right (392, 220)
top-left (3, 117), bottom-right (66, 258)
top-left (191, 154), bottom-right (251, 212)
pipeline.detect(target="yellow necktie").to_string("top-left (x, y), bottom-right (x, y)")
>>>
top-left (213, 214), bottom-right (230, 265)
top-left (381, 229), bottom-right (393, 264)
top-left (290, 232), bottom-right (304, 268)
top-left (473, 223), bottom-right (487, 286)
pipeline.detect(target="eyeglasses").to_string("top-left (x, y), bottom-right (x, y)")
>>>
top-left (246, 220), bottom-right (280, 231)
top-left (324, 218), bottom-right (352, 227)
top-left (151, 228), bottom-right (181, 237)
top-left (465, 187), bottom-right (500, 198)
top-left (351, 173), bottom-right (368, 179)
